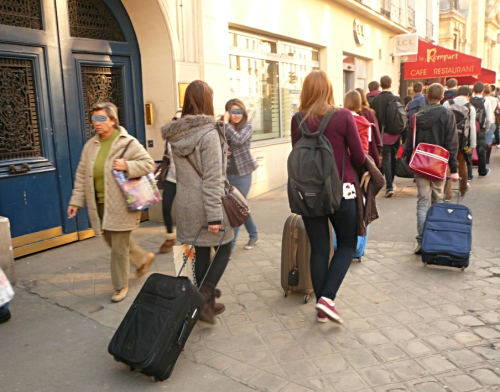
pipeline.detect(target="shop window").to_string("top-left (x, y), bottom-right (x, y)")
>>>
top-left (229, 55), bottom-right (280, 141)
top-left (229, 31), bottom-right (319, 142)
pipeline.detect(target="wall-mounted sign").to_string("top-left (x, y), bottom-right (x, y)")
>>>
top-left (353, 19), bottom-right (364, 47)
top-left (393, 33), bottom-right (418, 56)
top-left (178, 83), bottom-right (189, 107)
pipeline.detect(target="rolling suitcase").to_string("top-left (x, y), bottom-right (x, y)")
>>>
top-left (333, 226), bottom-right (369, 262)
top-left (281, 214), bottom-right (314, 304)
top-left (421, 179), bottom-right (472, 271)
top-left (108, 227), bottom-right (226, 381)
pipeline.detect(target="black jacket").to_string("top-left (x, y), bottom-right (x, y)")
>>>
top-left (371, 91), bottom-right (403, 132)
top-left (405, 105), bottom-right (459, 174)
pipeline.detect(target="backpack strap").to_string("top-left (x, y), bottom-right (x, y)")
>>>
top-left (294, 108), bottom-right (335, 137)
top-left (449, 99), bottom-right (455, 105)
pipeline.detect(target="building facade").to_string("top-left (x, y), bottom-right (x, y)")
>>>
top-left (439, 0), bottom-right (500, 84)
top-left (0, 0), bottom-right (437, 256)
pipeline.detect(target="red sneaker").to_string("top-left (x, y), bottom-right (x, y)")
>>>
top-left (316, 297), bottom-right (343, 324)
top-left (317, 312), bottom-right (327, 323)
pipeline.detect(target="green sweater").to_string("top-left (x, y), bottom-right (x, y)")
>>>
top-left (94, 129), bottom-right (119, 204)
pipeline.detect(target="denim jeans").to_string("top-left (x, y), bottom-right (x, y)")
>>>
top-left (0, 302), bottom-right (9, 312)
top-left (477, 131), bottom-right (488, 176)
top-left (494, 125), bottom-right (500, 146)
top-left (487, 123), bottom-right (496, 145)
top-left (415, 175), bottom-right (444, 244)
top-left (464, 152), bottom-right (473, 180)
top-left (302, 199), bottom-right (357, 302)
top-left (382, 138), bottom-right (400, 191)
top-left (227, 173), bottom-right (258, 250)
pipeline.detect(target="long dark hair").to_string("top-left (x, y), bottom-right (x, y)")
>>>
top-left (182, 80), bottom-right (215, 117)
top-left (225, 98), bottom-right (248, 131)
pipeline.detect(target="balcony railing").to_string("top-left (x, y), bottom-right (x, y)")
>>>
top-left (408, 6), bottom-right (415, 29)
top-left (380, 0), bottom-right (391, 18)
top-left (426, 19), bottom-right (434, 40)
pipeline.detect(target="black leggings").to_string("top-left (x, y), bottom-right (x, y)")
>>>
top-left (194, 243), bottom-right (232, 288)
top-left (302, 199), bottom-right (357, 302)
top-left (162, 181), bottom-right (177, 233)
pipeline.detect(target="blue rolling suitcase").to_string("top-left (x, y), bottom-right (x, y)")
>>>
top-left (333, 226), bottom-right (369, 262)
top-left (421, 179), bottom-right (472, 271)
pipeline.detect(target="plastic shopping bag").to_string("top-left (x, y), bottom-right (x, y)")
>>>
top-left (0, 267), bottom-right (14, 307)
top-left (113, 170), bottom-right (162, 212)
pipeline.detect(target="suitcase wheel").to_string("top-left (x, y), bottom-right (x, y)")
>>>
top-left (283, 290), bottom-right (288, 298)
top-left (130, 366), bottom-right (135, 372)
top-left (304, 295), bottom-right (309, 304)
top-left (461, 266), bottom-right (465, 271)
top-left (358, 256), bottom-right (362, 262)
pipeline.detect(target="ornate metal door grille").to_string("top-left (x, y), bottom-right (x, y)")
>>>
top-left (68, 0), bottom-right (125, 42)
top-left (0, 0), bottom-right (42, 30)
top-left (0, 58), bottom-right (42, 161)
top-left (82, 66), bottom-right (125, 139)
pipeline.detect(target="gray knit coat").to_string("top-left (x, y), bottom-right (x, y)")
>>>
top-left (161, 115), bottom-right (234, 247)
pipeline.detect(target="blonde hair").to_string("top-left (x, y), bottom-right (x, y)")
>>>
top-left (91, 102), bottom-right (119, 128)
top-left (298, 70), bottom-right (336, 124)
top-left (344, 90), bottom-right (362, 113)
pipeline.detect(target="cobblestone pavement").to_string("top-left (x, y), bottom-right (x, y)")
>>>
top-left (16, 221), bottom-right (500, 392)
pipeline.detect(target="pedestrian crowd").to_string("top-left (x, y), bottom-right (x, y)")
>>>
top-left (2, 71), bottom-right (491, 369)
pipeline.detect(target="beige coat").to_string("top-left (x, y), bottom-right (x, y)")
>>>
top-left (69, 127), bottom-right (155, 235)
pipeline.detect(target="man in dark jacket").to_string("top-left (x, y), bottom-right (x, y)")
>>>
top-left (440, 78), bottom-right (458, 104)
top-left (407, 82), bottom-right (427, 122)
top-left (366, 81), bottom-right (381, 108)
top-left (405, 83), bottom-right (459, 254)
top-left (371, 75), bottom-right (403, 197)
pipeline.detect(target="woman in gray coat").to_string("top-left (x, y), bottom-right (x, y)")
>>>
top-left (161, 80), bottom-right (234, 323)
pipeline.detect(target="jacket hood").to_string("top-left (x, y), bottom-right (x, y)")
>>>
top-left (444, 89), bottom-right (457, 99)
top-left (161, 115), bottom-right (225, 156)
top-left (416, 104), bottom-right (447, 129)
top-left (354, 115), bottom-right (371, 130)
top-left (366, 90), bottom-right (381, 97)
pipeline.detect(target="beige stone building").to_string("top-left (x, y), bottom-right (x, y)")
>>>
top-left (439, 0), bottom-right (500, 84)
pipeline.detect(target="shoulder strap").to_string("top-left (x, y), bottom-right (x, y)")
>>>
top-left (294, 109), bottom-right (336, 137)
top-left (316, 109), bottom-right (336, 135)
top-left (294, 112), bottom-right (310, 136)
top-left (185, 155), bottom-right (203, 179)
top-left (449, 99), bottom-right (455, 105)
top-left (119, 140), bottom-right (134, 159)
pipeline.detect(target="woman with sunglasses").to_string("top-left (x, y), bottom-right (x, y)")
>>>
top-left (68, 102), bottom-right (155, 303)
top-left (223, 99), bottom-right (259, 252)
top-left (159, 110), bottom-right (182, 253)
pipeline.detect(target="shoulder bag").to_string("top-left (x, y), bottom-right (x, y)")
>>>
top-left (408, 114), bottom-right (449, 181)
top-left (185, 155), bottom-right (250, 227)
top-left (113, 139), bottom-right (162, 211)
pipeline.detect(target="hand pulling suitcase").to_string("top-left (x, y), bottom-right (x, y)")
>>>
top-left (108, 227), bottom-right (226, 381)
top-left (333, 226), bottom-right (369, 262)
top-left (421, 178), bottom-right (472, 271)
top-left (281, 214), bottom-right (333, 304)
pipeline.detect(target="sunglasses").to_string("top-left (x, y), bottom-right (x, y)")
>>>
top-left (230, 109), bottom-right (244, 115)
top-left (92, 115), bottom-right (108, 122)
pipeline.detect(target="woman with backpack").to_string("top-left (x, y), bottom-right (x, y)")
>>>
top-left (290, 70), bottom-right (365, 324)
top-left (223, 99), bottom-right (259, 252)
top-left (355, 88), bottom-right (383, 168)
top-left (161, 80), bottom-right (234, 324)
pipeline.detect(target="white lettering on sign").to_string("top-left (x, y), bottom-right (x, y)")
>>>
top-left (393, 33), bottom-right (418, 56)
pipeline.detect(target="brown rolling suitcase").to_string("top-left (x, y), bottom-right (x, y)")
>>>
top-left (281, 214), bottom-right (314, 303)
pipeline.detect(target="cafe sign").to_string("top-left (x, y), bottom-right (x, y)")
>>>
top-left (404, 39), bottom-right (482, 79)
top-left (393, 33), bottom-right (418, 56)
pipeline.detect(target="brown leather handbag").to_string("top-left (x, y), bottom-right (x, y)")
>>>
top-left (185, 156), bottom-right (251, 227)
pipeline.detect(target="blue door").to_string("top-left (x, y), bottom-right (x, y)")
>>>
top-left (0, 0), bottom-right (144, 256)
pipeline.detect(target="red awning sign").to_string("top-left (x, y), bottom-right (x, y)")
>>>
top-left (404, 40), bottom-right (482, 80)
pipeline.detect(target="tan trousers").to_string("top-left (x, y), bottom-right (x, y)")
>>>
top-left (97, 204), bottom-right (146, 290)
top-left (446, 152), bottom-right (468, 200)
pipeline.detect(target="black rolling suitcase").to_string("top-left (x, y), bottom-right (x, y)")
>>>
top-left (421, 179), bottom-right (472, 271)
top-left (108, 227), bottom-right (226, 381)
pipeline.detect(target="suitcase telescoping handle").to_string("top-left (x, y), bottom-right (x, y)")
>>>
top-left (445, 177), bottom-right (462, 204)
top-left (177, 226), bottom-right (227, 288)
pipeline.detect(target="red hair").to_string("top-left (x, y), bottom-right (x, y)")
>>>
top-left (298, 70), bottom-right (336, 124)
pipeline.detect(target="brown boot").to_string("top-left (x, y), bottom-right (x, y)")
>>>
top-left (198, 283), bottom-right (216, 324)
top-left (213, 288), bottom-right (225, 316)
top-left (159, 231), bottom-right (176, 253)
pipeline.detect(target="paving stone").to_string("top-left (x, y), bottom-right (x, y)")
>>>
top-left (263, 331), bottom-right (296, 346)
top-left (360, 365), bottom-right (398, 387)
top-left (295, 375), bottom-right (335, 391)
top-left (329, 335), bottom-right (365, 351)
top-left (313, 353), bottom-right (351, 374)
top-left (378, 301), bottom-right (407, 314)
top-left (201, 353), bottom-right (237, 371)
top-left (344, 348), bottom-right (381, 368)
top-left (202, 326), bottom-right (232, 341)
top-left (407, 322), bottom-right (440, 337)
top-left (248, 309), bottom-right (274, 322)
top-left (469, 368), bottom-right (500, 386)
top-left (410, 378), bottom-right (448, 392)
top-left (272, 343), bottom-right (308, 363)
top-left (473, 327), bottom-right (500, 340)
top-left (380, 326), bottom-right (416, 341)
top-left (373, 383), bottom-right (410, 391)
top-left (255, 320), bottom-right (284, 334)
top-left (441, 373), bottom-right (482, 392)
top-left (344, 318), bottom-right (372, 332)
top-left (289, 327), bottom-right (324, 342)
top-left (279, 382), bottom-right (315, 392)
top-left (327, 370), bottom-right (368, 391)
top-left (371, 344), bottom-right (408, 362)
top-left (399, 340), bottom-right (435, 357)
top-left (453, 331), bottom-right (483, 345)
top-left (431, 320), bottom-right (461, 333)
top-left (367, 315), bottom-right (399, 328)
top-left (386, 359), bottom-right (427, 380)
top-left (471, 345), bottom-right (500, 361)
top-left (300, 339), bottom-right (335, 357)
top-left (476, 311), bottom-right (500, 324)
top-left (419, 355), bottom-right (457, 373)
top-left (414, 307), bottom-right (443, 321)
top-left (244, 348), bottom-right (278, 367)
top-left (229, 323), bottom-right (256, 336)
top-left (455, 315), bottom-right (486, 327)
top-left (224, 362), bottom-right (261, 383)
top-left (282, 359), bottom-right (321, 379)
top-left (446, 349), bottom-right (485, 367)
top-left (425, 335), bottom-right (461, 351)
top-left (357, 331), bottom-right (390, 346)
top-left (392, 311), bottom-right (423, 324)
top-left (248, 371), bottom-right (288, 392)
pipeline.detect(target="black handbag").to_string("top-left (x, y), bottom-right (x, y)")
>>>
top-left (154, 144), bottom-right (171, 189)
top-left (395, 153), bottom-right (415, 179)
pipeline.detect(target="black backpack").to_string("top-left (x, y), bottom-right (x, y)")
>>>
top-left (470, 96), bottom-right (487, 130)
top-left (448, 100), bottom-right (471, 151)
top-left (287, 109), bottom-right (344, 217)
top-left (385, 98), bottom-right (408, 135)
